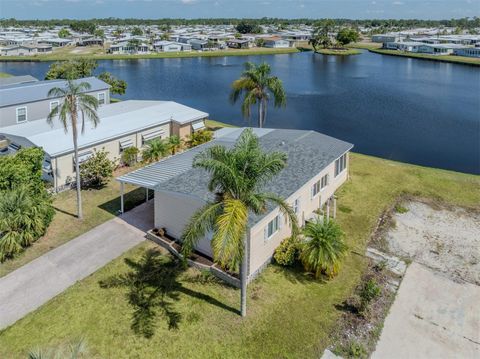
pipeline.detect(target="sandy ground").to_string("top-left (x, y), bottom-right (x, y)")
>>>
top-left (386, 201), bottom-right (480, 285)
top-left (373, 201), bottom-right (480, 358)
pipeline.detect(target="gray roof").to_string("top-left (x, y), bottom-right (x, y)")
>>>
top-left (118, 127), bottom-right (353, 225)
top-left (0, 75), bottom-right (38, 87)
top-left (0, 77), bottom-right (110, 108)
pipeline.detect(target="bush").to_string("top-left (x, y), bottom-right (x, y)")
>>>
top-left (186, 130), bottom-right (213, 148)
top-left (121, 146), bottom-right (139, 166)
top-left (346, 340), bottom-right (367, 358)
top-left (80, 149), bottom-right (116, 188)
top-left (274, 236), bottom-right (299, 266)
top-left (359, 278), bottom-right (381, 312)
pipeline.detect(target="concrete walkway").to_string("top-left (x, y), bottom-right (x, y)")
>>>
top-left (0, 201), bottom-right (153, 329)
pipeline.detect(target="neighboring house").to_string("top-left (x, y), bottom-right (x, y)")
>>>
top-left (108, 41), bottom-right (150, 54)
top-left (0, 100), bottom-right (209, 190)
top-left (153, 41), bottom-right (182, 52)
top-left (0, 44), bottom-right (42, 56)
top-left (263, 37), bottom-right (291, 48)
top-left (189, 39), bottom-right (209, 51)
top-left (77, 37), bottom-right (104, 47)
top-left (226, 39), bottom-right (251, 49)
top-left (117, 127), bottom-right (353, 281)
top-left (0, 77), bottom-right (110, 128)
top-left (372, 34), bottom-right (402, 43)
top-left (38, 38), bottom-right (71, 47)
top-left (453, 47), bottom-right (480, 58)
top-left (416, 43), bottom-right (465, 55)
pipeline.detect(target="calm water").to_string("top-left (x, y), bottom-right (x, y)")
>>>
top-left (1, 51), bottom-right (479, 174)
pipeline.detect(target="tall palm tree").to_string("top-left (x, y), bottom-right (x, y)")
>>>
top-left (230, 62), bottom-right (286, 128)
top-left (300, 217), bottom-right (348, 279)
top-left (47, 80), bottom-right (99, 220)
top-left (142, 138), bottom-right (169, 163)
top-left (181, 129), bottom-right (298, 316)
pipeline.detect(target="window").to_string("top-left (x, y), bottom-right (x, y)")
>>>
top-left (50, 101), bottom-right (59, 112)
top-left (335, 154), bottom-right (347, 177)
top-left (320, 174), bottom-right (329, 189)
top-left (293, 198), bottom-right (300, 214)
top-left (265, 215), bottom-right (280, 240)
top-left (97, 92), bottom-right (106, 105)
top-left (16, 107), bottom-right (27, 123)
top-left (312, 174), bottom-right (329, 198)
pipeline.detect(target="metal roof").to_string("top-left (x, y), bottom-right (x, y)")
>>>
top-left (0, 77), bottom-right (110, 108)
top-left (0, 75), bottom-right (38, 87)
top-left (0, 100), bottom-right (209, 157)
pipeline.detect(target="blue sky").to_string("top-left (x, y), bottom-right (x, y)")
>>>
top-left (0, 0), bottom-right (478, 20)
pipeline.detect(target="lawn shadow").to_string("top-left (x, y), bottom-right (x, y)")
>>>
top-left (273, 262), bottom-right (325, 285)
top-left (98, 187), bottom-right (154, 216)
top-left (53, 206), bottom-right (77, 218)
top-left (99, 249), bottom-right (238, 337)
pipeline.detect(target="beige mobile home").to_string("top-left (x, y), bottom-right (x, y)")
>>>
top-left (117, 127), bottom-right (353, 281)
top-left (0, 100), bottom-right (209, 191)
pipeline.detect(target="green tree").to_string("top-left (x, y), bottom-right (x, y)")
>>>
top-left (336, 28), bottom-right (360, 47)
top-left (70, 20), bottom-right (96, 34)
top-left (47, 80), bottom-right (100, 219)
top-left (45, 59), bottom-right (98, 80)
top-left (167, 135), bottom-right (182, 155)
top-left (230, 62), bottom-right (286, 128)
top-left (236, 21), bottom-right (262, 34)
top-left (131, 27), bottom-right (143, 36)
top-left (98, 72), bottom-right (127, 95)
top-left (79, 149), bottom-right (116, 188)
top-left (121, 146), bottom-right (139, 166)
top-left (0, 147), bottom-right (45, 194)
top-left (181, 129), bottom-right (299, 316)
top-left (255, 38), bottom-right (265, 47)
top-left (186, 130), bottom-right (213, 147)
top-left (0, 187), bottom-right (53, 262)
top-left (142, 139), bottom-right (169, 163)
top-left (127, 38), bottom-right (141, 53)
top-left (300, 217), bottom-right (348, 279)
top-left (310, 19), bottom-right (335, 51)
top-left (58, 28), bottom-right (71, 38)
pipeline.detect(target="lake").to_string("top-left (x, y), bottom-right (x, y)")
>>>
top-left (1, 51), bottom-right (479, 174)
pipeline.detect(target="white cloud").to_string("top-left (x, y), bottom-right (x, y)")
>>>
top-left (392, 1), bottom-right (405, 5)
top-left (180, 0), bottom-right (197, 4)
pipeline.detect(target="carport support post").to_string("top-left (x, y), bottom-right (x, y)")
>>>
top-left (146, 188), bottom-right (149, 202)
top-left (326, 198), bottom-right (330, 222)
top-left (333, 196), bottom-right (337, 219)
top-left (120, 181), bottom-right (124, 214)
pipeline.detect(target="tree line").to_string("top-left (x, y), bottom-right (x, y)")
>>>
top-left (1, 17), bottom-right (479, 31)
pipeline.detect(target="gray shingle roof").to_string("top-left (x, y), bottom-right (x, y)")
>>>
top-left (118, 127), bottom-right (353, 225)
top-left (0, 77), bottom-right (110, 108)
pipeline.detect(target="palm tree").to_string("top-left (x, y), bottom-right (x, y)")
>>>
top-left (47, 80), bottom-right (99, 220)
top-left (142, 138), bottom-right (169, 163)
top-left (300, 217), bottom-right (348, 279)
top-left (181, 129), bottom-right (298, 316)
top-left (28, 338), bottom-right (87, 359)
top-left (230, 62), bottom-right (286, 128)
top-left (167, 135), bottom-right (182, 155)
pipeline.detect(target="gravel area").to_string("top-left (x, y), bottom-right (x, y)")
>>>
top-left (386, 201), bottom-right (480, 285)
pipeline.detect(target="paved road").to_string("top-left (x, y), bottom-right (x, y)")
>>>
top-left (0, 201), bottom-right (153, 329)
top-left (372, 262), bottom-right (480, 359)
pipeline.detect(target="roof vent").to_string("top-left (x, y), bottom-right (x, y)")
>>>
top-left (280, 141), bottom-right (286, 146)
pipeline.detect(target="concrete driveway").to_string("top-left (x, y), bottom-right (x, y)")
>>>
top-left (0, 201), bottom-right (153, 329)
top-left (372, 262), bottom-right (480, 359)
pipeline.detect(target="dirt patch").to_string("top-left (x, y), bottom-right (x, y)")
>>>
top-left (386, 201), bottom-right (480, 285)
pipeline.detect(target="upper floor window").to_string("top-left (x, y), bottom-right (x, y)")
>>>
top-left (16, 107), bottom-right (27, 123)
top-left (98, 92), bottom-right (106, 105)
top-left (320, 174), bottom-right (329, 189)
top-left (293, 198), bottom-right (300, 214)
top-left (312, 174), bottom-right (329, 198)
top-left (50, 101), bottom-right (59, 112)
top-left (335, 154), bottom-right (347, 177)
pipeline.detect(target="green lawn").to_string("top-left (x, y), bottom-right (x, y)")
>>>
top-left (0, 47), bottom-right (299, 62)
top-left (370, 48), bottom-right (480, 66)
top-left (0, 166), bottom-right (148, 278)
top-left (0, 72), bottom-right (12, 78)
top-left (1, 152), bottom-right (478, 358)
top-left (314, 48), bottom-right (361, 56)
top-left (346, 42), bottom-right (382, 50)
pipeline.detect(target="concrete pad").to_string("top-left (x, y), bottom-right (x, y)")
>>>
top-left (372, 263), bottom-right (480, 359)
top-left (0, 202), bottom-right (154, 329)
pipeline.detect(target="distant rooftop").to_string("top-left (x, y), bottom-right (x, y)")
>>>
top-left (0, 77), bottom-right (110, 108)
top-left (0, 75), bottom-right (38, 87)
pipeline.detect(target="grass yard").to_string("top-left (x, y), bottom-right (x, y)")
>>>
top-left (369, 48), bottom-right (480, 66)
top-left (0, 166), bottom-right (148, 278)
top-left (346, 42), bottom-right (382, 50)
top-left (1, 152), bottom-right (478, 358)
top-left (314, 48), bottom-right (361, 56)
top-left (0, 72), bottom-right (12, 78)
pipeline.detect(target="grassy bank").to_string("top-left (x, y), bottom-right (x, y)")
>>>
top-left (347, 42), bottom-right (382, 50)
top-left (370, 48), bottom-right (480, 66)
top-left (315, 48), bottom-right (361, 56)
top-left (0, 149), bottom-right (478, 358)
top-left (0, 47), bottom-right (299, 62)
top-left (0, 72), bottom-right (12, 78)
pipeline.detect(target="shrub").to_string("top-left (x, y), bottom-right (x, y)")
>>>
top-left (346, 340), bottom-right (367, 358)
top-left (394, 204), bottom-right (409, 214)
top-left (274, 236), bottom-right (300, 266)
top-left (80, 149), bottom-right (116, 188)
top-left (121, 146), bottom-right (139, 166)
top-left (0, 147), bottom-right (45, 194)
top-left (142, 138), bottom-right (169, 163)
top-left (359, 278), bottom-right (381, 312)
top-left (186, 130), bottom-right (213, 148)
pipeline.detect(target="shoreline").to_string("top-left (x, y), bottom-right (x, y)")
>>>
top-left (0, 47), bottom-right (299, 62)
top-left (369, 48), bottom-right (480, 66)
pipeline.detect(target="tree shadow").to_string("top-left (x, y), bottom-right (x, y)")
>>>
top-left (99, 249), bottom-right (238, 338)
top-left (273, 262), bottom-right (326, 285)
top-left (99, 249), bottom-right (183, 337)
top-left (52, 205), bottom-right (77, 218)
